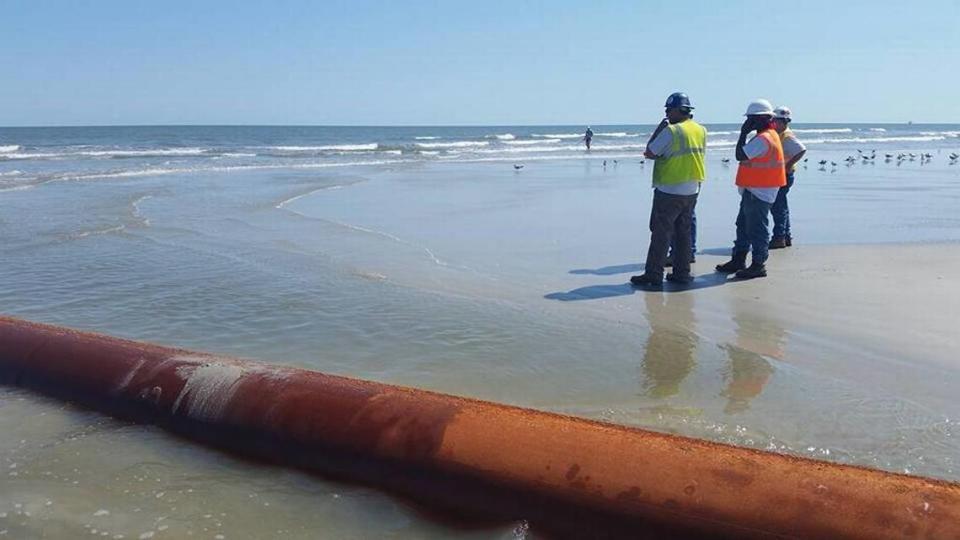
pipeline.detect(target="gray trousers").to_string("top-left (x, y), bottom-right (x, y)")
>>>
top-left (645, 190), bottom-right (698, 279)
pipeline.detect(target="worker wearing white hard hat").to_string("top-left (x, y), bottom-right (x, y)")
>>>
top-left (715, 99), bottom-right (786, 280)
top-left (769, 106), bottom-right (807, 249)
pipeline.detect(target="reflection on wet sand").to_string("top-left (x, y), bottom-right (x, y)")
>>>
top-left (640, 292), bottom-right (698, 398)
top-left (721, 298), bottom-right (787, 414)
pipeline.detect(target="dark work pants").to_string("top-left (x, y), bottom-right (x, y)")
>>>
top-left (645, 190), bottom-right (699, 280)
top-left (732, 190), bottom-right (773, 265)
top-left (771, 171), bottom-right (795, 240)
top-left (669, 210), bottom-right (697, 258)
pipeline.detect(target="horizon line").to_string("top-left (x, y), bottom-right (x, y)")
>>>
top-left (0, 121), bottom-right (945, 129)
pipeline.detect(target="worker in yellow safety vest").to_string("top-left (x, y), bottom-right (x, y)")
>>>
top-left (631, 92), bottom-right (708, 288)
top-left (715, 98), bottom-right (786, 280)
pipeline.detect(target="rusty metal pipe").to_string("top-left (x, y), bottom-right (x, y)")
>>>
top-left (1, 316), bottom-right (958, 539)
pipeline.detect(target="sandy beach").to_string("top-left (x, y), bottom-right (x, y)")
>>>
top-left (2, 126), bottom-right (960, 537)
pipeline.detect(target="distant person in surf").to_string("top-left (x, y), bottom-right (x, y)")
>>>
top-left (630, 92), bottom-right (707, 288)
top-left (583, 127), bottom-right (594, 150)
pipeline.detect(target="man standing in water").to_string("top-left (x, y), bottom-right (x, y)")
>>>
top-left (769, 106), bottom-right (806, 249)
top-left (630, 92), bottom-right (707, 287)
top-left (715, 99), bottom-right (786, 279)
top-left (583, 126), bottom-right (594, 150)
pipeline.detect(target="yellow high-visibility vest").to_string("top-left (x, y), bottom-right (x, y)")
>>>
top-left (652, 119), bottom-right (707, 185)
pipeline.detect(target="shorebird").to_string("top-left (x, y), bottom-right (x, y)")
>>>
top-left (721, 158), bottom-right (730, 164)
top-left (513, 164), bottom-right (524, 170)
top-left (830, 161), bottom-right (838, 167)
top-left (818, 160), bottom-right (828, 166)
top-left (602, 160), bottom-right (607, 168)
top-left (638, 159), bottom-right (645, 165)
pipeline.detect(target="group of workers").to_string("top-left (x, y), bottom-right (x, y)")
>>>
top-left (629, 92), bottom-right (806, 287)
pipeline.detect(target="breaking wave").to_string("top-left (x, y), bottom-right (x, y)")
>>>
top-left (791, 128), bottom-right (853, 134)
top-left (416, 141), bottom-right (490, 149)
top-left (532, 133), bottom-right (583, 139)
top-left (268, 144), bottom-right (378, 152)
top-left (504, 139), bottom-right (562, 146)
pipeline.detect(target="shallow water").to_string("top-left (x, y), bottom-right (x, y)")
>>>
top-left (2, 126), bottom-right (960, 537)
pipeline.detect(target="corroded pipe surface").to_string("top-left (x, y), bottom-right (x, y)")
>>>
top-left (1, 316), bottom-right (958, 539)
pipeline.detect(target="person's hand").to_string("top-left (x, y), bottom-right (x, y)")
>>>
top-left (658, 118), bottom-right (669, 130)
top-left (740, 118), bottom-right (755, 135)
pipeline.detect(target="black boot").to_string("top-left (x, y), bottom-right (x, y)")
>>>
top-left (665, 272), bottom-right (694, 284)
top-left (630, 273), bottom-right (663, 288)
top-left (735, 263), bottom-right (767, 280)
top-left (715, 251), bottom-right (748, 274)
top-left (768, 237), bottom-right (787, 249)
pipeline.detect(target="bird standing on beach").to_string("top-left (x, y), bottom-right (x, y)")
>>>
top-left (513, 164), bottom-right (524, 170)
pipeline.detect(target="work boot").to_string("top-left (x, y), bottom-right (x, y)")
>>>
top-left (715, 251), bottom-right (748, 274)
top-left (735, 263), bottom-right (767, 280)
top-left (630, 273), bottom-right (663, 288)
top-left (785, 235), bottom-right (793, 247)
top-left (665, 272), bottom-right (694, 284)
top-left (769, 237), bottom-right (787, 250)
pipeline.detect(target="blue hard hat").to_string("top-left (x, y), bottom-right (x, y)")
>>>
top-left (665, 92), bottom-right (694, 110)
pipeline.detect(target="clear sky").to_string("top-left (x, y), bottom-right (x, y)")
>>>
top-left (2, 0), bottom-right (958, 126)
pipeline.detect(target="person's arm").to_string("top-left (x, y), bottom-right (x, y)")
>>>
top-left (785, 149), bottom-right (806, 170)
top-left (644, 119), bottom-right (670, 159)
top-left (735, 119), bottom-right (753, 162)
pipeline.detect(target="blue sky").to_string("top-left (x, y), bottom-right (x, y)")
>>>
top-left (1, 0), bottom-right (957, 126)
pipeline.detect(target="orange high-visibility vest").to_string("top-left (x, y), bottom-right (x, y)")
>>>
top-left (735, 130), bottom-right (786, 188)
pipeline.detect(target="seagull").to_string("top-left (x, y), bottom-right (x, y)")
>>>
top-left (818, 159), bottom-right (828, 166)
top-left (638, 159), bottom-right (646, 165)
top-left (830, 161), bottom-right (838, 167)
top-left (513, 164), bottom-right (524, 170)
top-left (721, 158), bottom-right (730, 164)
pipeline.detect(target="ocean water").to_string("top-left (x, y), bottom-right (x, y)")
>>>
top-left (1, 124), bottom-right (960, 538)
top-left (2, 124), bottom-right (959, 193)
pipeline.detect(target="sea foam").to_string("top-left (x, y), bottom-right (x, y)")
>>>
top-left (416, 141), bottom-right (490, 149)
top-left (270, 144), bottom-right (378, 152)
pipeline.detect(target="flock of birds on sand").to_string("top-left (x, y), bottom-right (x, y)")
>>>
top-left (806, 149), bottom-right (960, 171)
top-left (512, 151), bottom-right (960, 171)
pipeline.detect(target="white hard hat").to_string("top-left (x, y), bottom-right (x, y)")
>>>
top-left (773, 106), bottom-right (792, 120)
top-left (744, 99), bottom-right (774, 117)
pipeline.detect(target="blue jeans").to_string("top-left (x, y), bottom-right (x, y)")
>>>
top-left (733, 190), bottom-right (773, 265)
top-left (669, 209), bottom-right (697, 257)
top-left (771, 171), bottom-right (795, 239)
